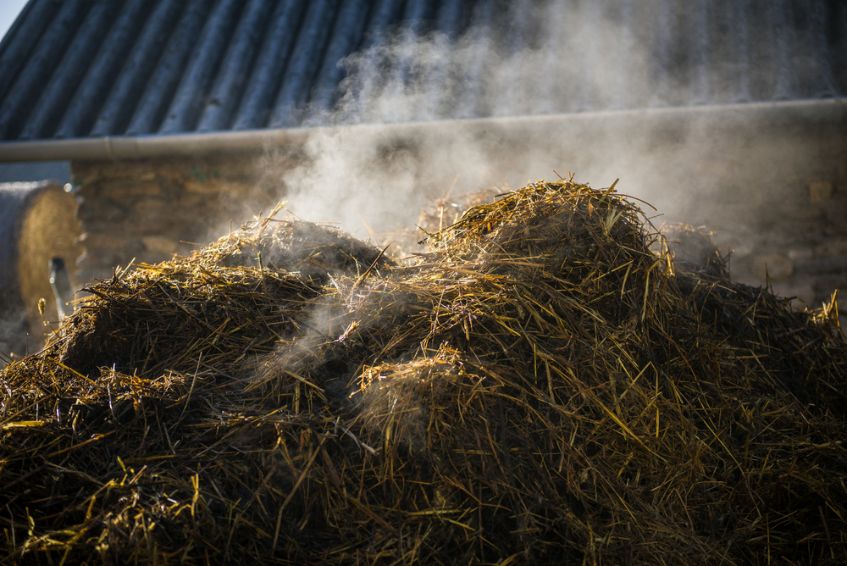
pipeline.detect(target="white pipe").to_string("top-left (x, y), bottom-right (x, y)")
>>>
top-left (0, 98), bottom-right (844, 163)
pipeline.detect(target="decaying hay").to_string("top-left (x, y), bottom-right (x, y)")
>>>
top-left (1, 179), bottom-right (845, 564)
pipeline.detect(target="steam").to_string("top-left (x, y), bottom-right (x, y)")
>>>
top-left (270, 2), bottom-right (840, 313)
top-left (332, 3), bottom-right (651, 123)
top-left (277, 3), bottom-right (683, 240)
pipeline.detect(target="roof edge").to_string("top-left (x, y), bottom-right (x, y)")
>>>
top-left (0, 98), bottom-right (844, 163)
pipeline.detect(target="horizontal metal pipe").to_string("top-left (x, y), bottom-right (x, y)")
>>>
top-left (0, 98), bottom-right (844, 163)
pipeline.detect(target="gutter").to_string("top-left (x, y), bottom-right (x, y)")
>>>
top-left (0, 98), bottom-right (844, 163)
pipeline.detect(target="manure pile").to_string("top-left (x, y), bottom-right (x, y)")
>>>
top-left (1, 180), bottom-right (846, 564)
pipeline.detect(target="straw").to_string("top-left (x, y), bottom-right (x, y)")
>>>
top-left (1, 179), bottom-right (845, 564)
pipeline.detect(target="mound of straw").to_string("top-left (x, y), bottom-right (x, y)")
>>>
top-left (1, 180), bottom-right (845, 564)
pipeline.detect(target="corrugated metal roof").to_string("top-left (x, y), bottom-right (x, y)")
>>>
top-left (0, 0), bottom-right (844, 142)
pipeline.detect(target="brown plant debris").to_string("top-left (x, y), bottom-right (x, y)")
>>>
top-left (1, 179), bottom-right (846, 564)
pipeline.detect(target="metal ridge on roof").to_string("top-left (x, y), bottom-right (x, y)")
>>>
top-left (0, 0), bottom-right (844, 143)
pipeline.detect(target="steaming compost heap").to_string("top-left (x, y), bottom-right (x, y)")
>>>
top-left (1, 180), bottom-right (846, 564)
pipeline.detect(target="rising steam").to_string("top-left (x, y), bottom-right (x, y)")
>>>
top-left (270, 1), bottom-right (840, 314)
top-left (278, 4), bottom-right (661, 239)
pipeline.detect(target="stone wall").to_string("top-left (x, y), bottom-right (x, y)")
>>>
top-left (71, 152), bottom-right (294, 283)
top-left (712, 179), bottom-right (847, 309)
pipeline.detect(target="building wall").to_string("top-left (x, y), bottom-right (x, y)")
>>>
top-left (710, 178), bottom-right (846, 307)
top-left (71, 153), bottom-right (294, 283)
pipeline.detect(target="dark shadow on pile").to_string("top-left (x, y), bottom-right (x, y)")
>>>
top-left (1, 180), bottom-right (845, 564)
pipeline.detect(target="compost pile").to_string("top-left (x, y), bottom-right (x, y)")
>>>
top-left (1, 180), bottom-right (846, 564)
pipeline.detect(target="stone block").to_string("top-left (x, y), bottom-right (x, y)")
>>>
top-left (76, 197), bottom-right (128, 223)
top-left (142, 236), bottom-right (178, 256)
top-left (106, 180), bottom-right (163, 198)
top-left (79, 232), bottom-right (127, 252)
top-left (175, 192), bottom-right (208, 207)
top-left (787, 247), bottom-right (814, 261)
top-left (808, 180), bottom-right (835, 204)
top-left (183, 178), bottom-right (253, 195)
top-left (814, 239), bottom-right (847, 257)
top-left (132, 197), bottom-right (169, 219)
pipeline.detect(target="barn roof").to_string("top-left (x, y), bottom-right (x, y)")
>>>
top-left (0, 0), bottom-right (845, 144)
